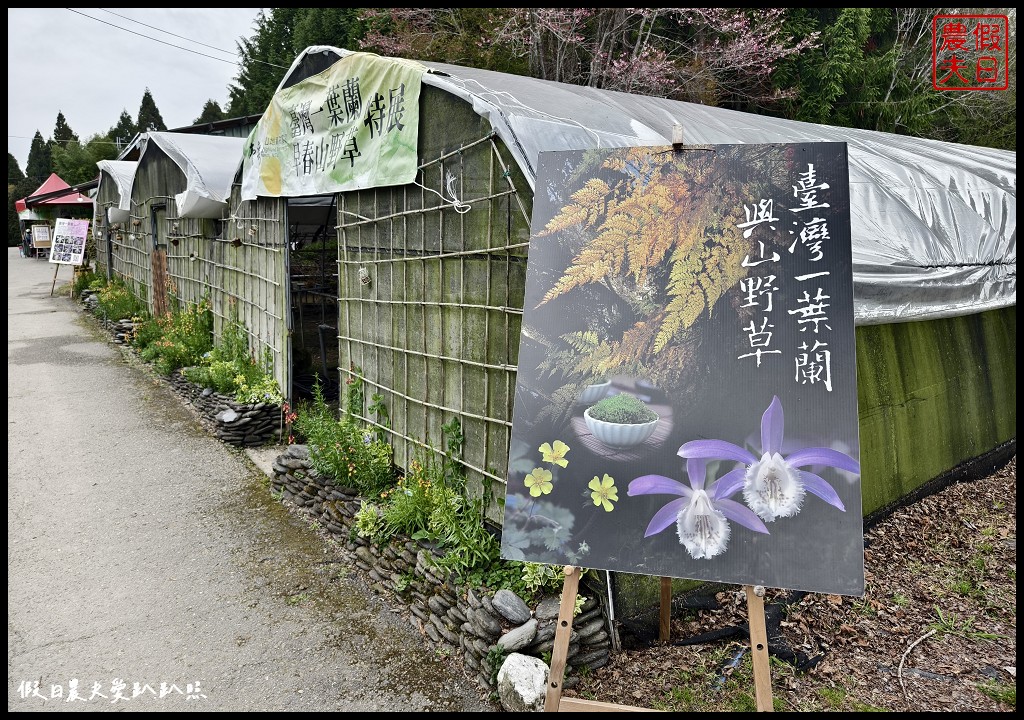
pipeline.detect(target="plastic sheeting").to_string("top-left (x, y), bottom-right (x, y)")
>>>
top-left (136, 133), bottom-right (245, 219)
top-left (280, 47), bottom-right (1018, 324)
top-left (96, 160), bottom-right (138, 213)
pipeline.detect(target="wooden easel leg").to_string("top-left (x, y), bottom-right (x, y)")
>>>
top-left (544, 565), bottom-right (581, 712)
top-left (659, 577), bottom-right (672, 641)
top-left (50, 265), bottom-right (60, 297)
top-left (745, 585), bottom-right (774, 712)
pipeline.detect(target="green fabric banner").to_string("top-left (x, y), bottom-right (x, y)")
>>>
top-left (241, 52), bottom-right (424, 200)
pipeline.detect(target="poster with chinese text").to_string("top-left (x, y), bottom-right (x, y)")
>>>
top-left (48, 218), bottom-right (90, 266)
top-left (501, 143), bottom-right (863, 596)
top-left (31, 224), bottom-right (51, 250)
top-left (241, 52), bottom-right (424, 200)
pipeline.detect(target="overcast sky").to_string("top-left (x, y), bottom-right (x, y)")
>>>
top-left (8, 8), bottom-right (264, 173)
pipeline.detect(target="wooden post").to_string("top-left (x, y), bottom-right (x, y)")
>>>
top-left (544, 567), bottom-right (662, 713)
top-left (659, 577), bottom-right (672, 641)
top-left (745, 585), bottom-right (774, 712)
top-left (50, 264), bottom-right (60, 297)
top-left (544, 566), bottom-right (580, 712)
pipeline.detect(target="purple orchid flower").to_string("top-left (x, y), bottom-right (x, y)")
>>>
top-left (628, 457), bottom-right (769, 560)
top-left (678, 395), bottom-right (860, 522)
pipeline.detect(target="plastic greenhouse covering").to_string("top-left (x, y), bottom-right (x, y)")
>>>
top-left (244, 47), bottom-right (1019, 325)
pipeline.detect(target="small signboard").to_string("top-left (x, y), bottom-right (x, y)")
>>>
top-left (31, 224), bottom-right (52, 250)
top-left (48, 218), bottom-right (90, 266)
top-left (502, 143), bottom-right (864, 597)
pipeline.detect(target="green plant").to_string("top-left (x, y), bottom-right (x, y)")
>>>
top-left (295, 378), bottom-right (395, 497)
top-left (929, 606), bottom-right (1002, 640)
top-left (441, 416), bottom-right (466, 483)
top-left (586, 393), bottom-right (657, 423)
top-left (344, 364), bottom-right (365, 419)
top-left (135, 296), bottom-right (214, 375)
top-left (394, 571), bottom-right (415, 593)
top-left (574, 594), bottom-right (587, 617)
top-left (94, 278), bottom-right (147, 320)
top-left (381, 454), bottom-right (434, 537)
top-left (72, 268), bottom-right (102, 298)
top-left (182, 313), bottom-right (282, 404)
top-left (354, 500), bottom-right (385, 541)
top-left (485, 644), bottom-right (509, 687)
top-left (368, 392), bottom-right (391, 443)
top-left (978, 679), bottom-right (1016, 706)
top-left (521, 562), bottom-right (564, 595)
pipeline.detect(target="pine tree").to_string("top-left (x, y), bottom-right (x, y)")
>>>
top-left (136, 88), bottom-right (167, 132)
top-left (8, 153), bottom-right (25, 184)
top-left (7, 154), bottom-right (28, 246)
top-left (227, 9), bottom-right (301, 116)
top-left (52, 111), bottom-right (79, 144)
top-left (25, 131), bottom-right (52, 184)
top-left (108, 110), bottom-right (137, 151)
top-left (193, 99), bottom-right (227, 125)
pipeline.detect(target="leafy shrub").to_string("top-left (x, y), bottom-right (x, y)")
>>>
top-left (587, 393), bottom-right (657, 423)
top-left (72, 269), bottom-right (103, 298)
top-left (136, 298), bottom-right (213, 375)
top-left (95, 280), bottom-right (146, 320)
top-left (180, 313), bottom-right (282, 404)
top-left (381, 456), bottom-right (434, 537)
top-left (295, 379), bottom-right (394, 497)
top-left (127, 314), bottom-right (162, 349)
top-left (354, 500), bottom-right (385, 541)
top-left (520, 562), bottom-right (565, 595)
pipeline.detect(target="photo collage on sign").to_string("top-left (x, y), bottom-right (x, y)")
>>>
top-left (48, 218), bottom-right (90, 266)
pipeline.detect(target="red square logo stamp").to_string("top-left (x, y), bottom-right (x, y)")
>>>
top-left (932, 14), bottom-right (1009, 90)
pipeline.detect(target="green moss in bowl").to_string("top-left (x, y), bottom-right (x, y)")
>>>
top-left (587, 394), bottom-right (657, 424)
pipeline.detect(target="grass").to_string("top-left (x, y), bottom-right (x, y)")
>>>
top-left (816, 686), bottom-right (885, 712)
top-left (645, 647), bottom-right (797, 712)
top-left (978, 680), bottom-right (1016, 707)
top-left (929, 606), bottom-right (1003, 640)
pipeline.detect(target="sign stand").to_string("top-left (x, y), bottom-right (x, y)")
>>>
top-left (544, 566), bottom-right (657, 713)
top-left (659, 577), bottom-right (672, 641)
top-left (744, 585), bottom-right (774, 712)
top-left (50, 264), bottom-right (62, 297)
top-left (544, 567), bottom-right (774, 712)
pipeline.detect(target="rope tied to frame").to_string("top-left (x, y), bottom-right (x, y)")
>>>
top-left (413, 170), bottom-right (473, 215)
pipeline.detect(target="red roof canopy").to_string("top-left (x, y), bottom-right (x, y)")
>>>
top-left (15, 173), bottom-right (92, 212)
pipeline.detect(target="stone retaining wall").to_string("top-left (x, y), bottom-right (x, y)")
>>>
top-left (272, 443), bottom-right (614, 692)
top-left (167, 372), bottom-right (282, 447)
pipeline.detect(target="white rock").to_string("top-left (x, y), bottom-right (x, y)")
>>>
top-left (497, 652), bottom-right (549, 712)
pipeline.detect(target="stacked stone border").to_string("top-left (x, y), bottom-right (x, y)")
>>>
top-left (272, 443), bottom-right (614, 692)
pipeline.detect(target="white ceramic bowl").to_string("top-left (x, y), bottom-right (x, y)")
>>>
top-left (583, 407), bottom-right (660, 449)
top-left (578, 380), bottom-right (611, 405)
